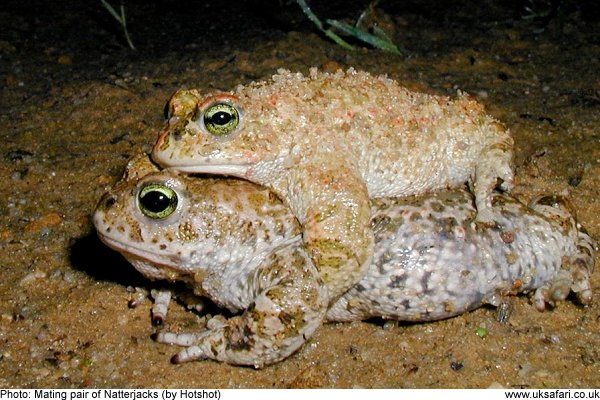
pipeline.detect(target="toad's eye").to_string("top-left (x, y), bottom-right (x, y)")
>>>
top-left (138, 184), bottom-right (178, 219)
top-left (203, 103), bottom-right (239, 136)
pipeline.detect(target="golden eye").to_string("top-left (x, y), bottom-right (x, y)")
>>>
top-left (203, 103), bottom-right (239, 136)
top-left (138, 184), bottom-right (178, 219)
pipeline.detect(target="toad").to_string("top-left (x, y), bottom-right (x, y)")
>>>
top-left (152, 68), bottom-right (514, 299)
top-left (93, 154), bottom-right (593, 367)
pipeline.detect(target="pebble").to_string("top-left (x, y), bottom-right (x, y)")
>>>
top-left (382, 320), bottom-right (397, 330)
top-left (57, 55), bottom-right (72, 65)
top-left (24, 213), bottom-right (62, 233)
top-left (0, 230), bottom-right (13, 241)
top-left (20, 270), bottom-right (47, 285)
top-left (517, 363), bottom-right (535, 377)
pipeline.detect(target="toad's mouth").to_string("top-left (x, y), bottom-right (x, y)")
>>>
top-left (97, 232), bottom-right (183, 270)
top-left (164, 164), bottom-right (252, 178)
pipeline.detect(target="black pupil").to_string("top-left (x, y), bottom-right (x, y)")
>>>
top-left (207, 111), bottom-right (232, 126)
top-left (140, 190), bottom-right (172, 213)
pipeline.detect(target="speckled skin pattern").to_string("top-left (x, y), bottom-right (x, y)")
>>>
top-left (151, 68), bottom-right (515, 300)
top-left (94, 154), bottom-right (594, 367)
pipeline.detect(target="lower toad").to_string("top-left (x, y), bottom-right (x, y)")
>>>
top-left (93, 154), bottom-right (595, 367)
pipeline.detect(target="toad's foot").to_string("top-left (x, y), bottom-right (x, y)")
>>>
top-left (154, 245), bottom-right (328, 368)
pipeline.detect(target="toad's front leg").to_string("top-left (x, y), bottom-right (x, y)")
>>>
top-left (288, 161), bottom-right (374, 300)
top-left (154, 244), bottom-right (328, 368)
top-left (472, 122), bottom-right (514, 223)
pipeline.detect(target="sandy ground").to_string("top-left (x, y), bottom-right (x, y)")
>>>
top-left (1, 0), bottom-right (599, 388)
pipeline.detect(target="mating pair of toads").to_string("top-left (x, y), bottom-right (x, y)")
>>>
top-left (94, 68), bottom-right (595, 368)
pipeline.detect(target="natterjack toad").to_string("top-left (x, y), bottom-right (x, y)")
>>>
top-left (151, 68), bottom-right (514, 299)
top-left (93, 154), bottom-right (593, 367)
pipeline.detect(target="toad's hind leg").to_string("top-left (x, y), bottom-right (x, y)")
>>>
top-left (566, 213), bottom-right (596, 305)
top-left (290, 162), bottom-right (374, 300)
top-left (530, 195), bottom-right (596, 307)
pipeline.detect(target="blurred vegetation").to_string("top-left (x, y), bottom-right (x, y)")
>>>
top-left (295, 0), bottom-right (403, 54)
top-left (100, 0), bottom-right (135, 50)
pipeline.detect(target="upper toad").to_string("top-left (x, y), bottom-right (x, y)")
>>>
top-left (152, 68), bottom-right (514, 299)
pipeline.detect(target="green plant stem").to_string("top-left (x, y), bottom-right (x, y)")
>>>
top-left (100, 0), bottom-right (135, 50)
top-left (295, 0), bottom-right (356, 51)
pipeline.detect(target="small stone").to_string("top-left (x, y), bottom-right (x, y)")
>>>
top-left (477, 90), bottom-right (489, 99)
top-left (549, 334), bottom-right (560, 343)
top-left (24, 213), bottom-right (62, 233)
top-left (450, 361), bottom-right (464, 371)
top-left (11, 170), bottom-right (25, 181)
top-left (57, 54), bottom-right (72, 65)
top-left (1, 314), bottom-right (13, 323)
top-left (0, 229), bottom-right (13, 241)
top-left (382, 320), bottom-right (397, 330)
top-left (4, 74), bottom-right (20, 87)
top-left (98, 175), bottom-right (113, 186)
top-left (517, 363), bottom-right (535, 377)
top-left (20, 270), bottom-right (47, 285)
top-left (321, 60), bottom-right (344, 73)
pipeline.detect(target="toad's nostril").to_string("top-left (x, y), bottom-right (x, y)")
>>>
top-left (104, 195), bottom-right (117, 208)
